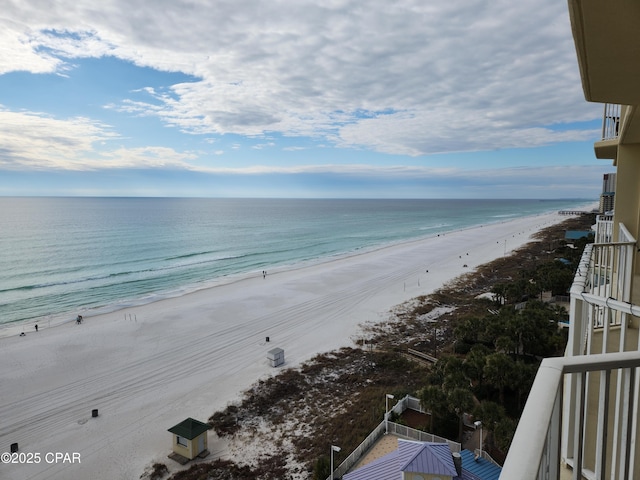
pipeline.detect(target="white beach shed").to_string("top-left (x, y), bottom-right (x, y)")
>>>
top-left (267, 347), bottom-right (284, 367)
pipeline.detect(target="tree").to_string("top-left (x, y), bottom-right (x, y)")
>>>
top-left (473, 400), bottom-right (506, 452)
top-left (418, 385), bottom-right (447, 432)
top-left (494, 335), bottom-right (516, 355)
top-left (443, 369), bottom-right (469, 392)
top-left (512, 360), bottom-right (537, 410)
top-left (483, 307), bottom-right (516, 351)
top-left (504, 278), bottom-right (528, 304)
top-left (430, 355), bottom-right (467, 389)
top-left (454, 316), bottom-right (484, 345)
top-left (473, 400), bottom-right (505, 430)
top-left (517, 301), bottom-right (565, 356)
top-left (463, 344), bottom-right (490, 385)
top-left (483, 353), bottom-right (515, 404)
top-left (490, 283), bottom-right (507, 306)
top-left (494, 416), bottom-right (518, 452)
top-left (534, 261), bottom-right (575, 296)
top-left (447, 387), bottom-right (475, 442)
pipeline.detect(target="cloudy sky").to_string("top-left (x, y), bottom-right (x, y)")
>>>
top-left (0, 0), bottom-right (613, 198)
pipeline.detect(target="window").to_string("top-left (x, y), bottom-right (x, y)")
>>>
top-left (176, 435), bottom-right (188, 447)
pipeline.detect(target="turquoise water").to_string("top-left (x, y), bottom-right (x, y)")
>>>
top-left (0, 197), bottom-right (591, 325)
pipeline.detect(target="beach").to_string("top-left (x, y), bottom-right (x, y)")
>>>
top-left (0, 212), bottom-right (567, 480)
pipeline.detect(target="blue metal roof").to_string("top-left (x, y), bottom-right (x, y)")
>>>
top-left (565, 230), bottom-right (592, 240)
top-left (343, 440), bottom-right (484, 480)
top-left (400, 441), bottom-right (458, 476)
top-left (342, 448), bottom-right (400, 480)
top-left (459, 450), bottom-right (502, 480)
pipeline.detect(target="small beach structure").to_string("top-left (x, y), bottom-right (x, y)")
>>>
top-left (267, 347), bottom-right (284, 367)
top-left (167, 417), bottom-right (210, 464)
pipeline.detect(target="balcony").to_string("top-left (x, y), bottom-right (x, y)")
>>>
top-left (595, 104), bottom-right (620, 160)
top-left (601, 104), bottom-right (621, 141)
top-left (593, 215), bottom-right (613, 244)
top-left (501, 219), bottom-right (640, 479)
top-left (501, 351), bottom-right (640, 480)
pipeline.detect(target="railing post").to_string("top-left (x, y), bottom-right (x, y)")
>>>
top-left (629, 366), bottom-right (640, 477)
top-left (595, 369), bottom-right (610, 478)
top-left (618, 368), bottom-right (635, 480)
top-left (572, 371), bottom-right (586, 480)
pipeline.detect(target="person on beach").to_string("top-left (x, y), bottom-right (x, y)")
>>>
top-left (76, 315), bottom-right (83, 324)
top-left (35, 324), bottom-right (38, 332)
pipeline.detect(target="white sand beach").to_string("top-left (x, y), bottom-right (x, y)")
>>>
top-left (0, 212), bottom-right (569, 480)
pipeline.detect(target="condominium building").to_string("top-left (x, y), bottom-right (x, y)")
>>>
top-left (501, 2), bottom-right (640, 479)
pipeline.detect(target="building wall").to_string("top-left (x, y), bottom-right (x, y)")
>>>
top-left (613, 145), bottom-right (640, 242)
top-left (172, 433), bottom-right (208, 460)
top-left (599, 193), bottom-right (614, 213)
top-left (172, 435), bottom-right (193, 459)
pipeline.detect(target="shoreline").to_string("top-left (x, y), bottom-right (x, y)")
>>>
top-left (0, 207), bottom-right (584, 339)
top-left (0, 211), bottom-right (576, 480)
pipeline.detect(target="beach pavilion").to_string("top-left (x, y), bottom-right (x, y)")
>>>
top-left (167, 417), bottom-right (210, 463)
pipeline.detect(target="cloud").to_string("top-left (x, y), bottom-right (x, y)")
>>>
top-left (0, 108), bottom-right (198, 171)
top-left (0, 108), bottom-right (117, 170)
top-left (1, 0), bottom-right (601, 157)
top-left (0, 103), bottom-right (605, 192)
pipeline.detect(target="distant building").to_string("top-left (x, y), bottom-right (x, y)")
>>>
top-left (599, 172), bottom-right (616, 213)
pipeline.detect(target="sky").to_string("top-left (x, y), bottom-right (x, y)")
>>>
top-left (0, 0), bottom-right (614, 199)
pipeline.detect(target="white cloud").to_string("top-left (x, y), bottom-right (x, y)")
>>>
top-left (1, 0), bottom-right (600, 157)
top-left (0, 108), bottom-right (196, 170)
top-left (0, 108), bottom-right (115, 170)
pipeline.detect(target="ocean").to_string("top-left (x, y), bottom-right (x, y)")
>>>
top-left (0, 197), bottom-right (591, 326)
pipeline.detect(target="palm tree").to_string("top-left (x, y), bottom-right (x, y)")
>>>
top-left (512, 360), bottom-right (537, 410)
top-left (490, 283), bottom-right (507, 306)
top-left (494, 416), bottom-right (518, 452)
top-left (463, 344), bottom-right (490, 385)
top-left (483, 353), bottom-right (514, 404)
top-left (447, 387), bottom-right (475, 442)
top-left (473, 400), bottom-right (506, 453)
top-left (418, 385), bottom-right (447, 432)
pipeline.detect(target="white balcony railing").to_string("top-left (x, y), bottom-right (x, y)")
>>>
top-left (573, 222), bottom-right (634, 335)
top-left (602, 103), bottom-right (621, 141)
top-left (502, 219), bottom-right (639, 479)
top-left (593, 215), bottom-right (613, 244)
top-left (501, 351), bottom-right (640, 480)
